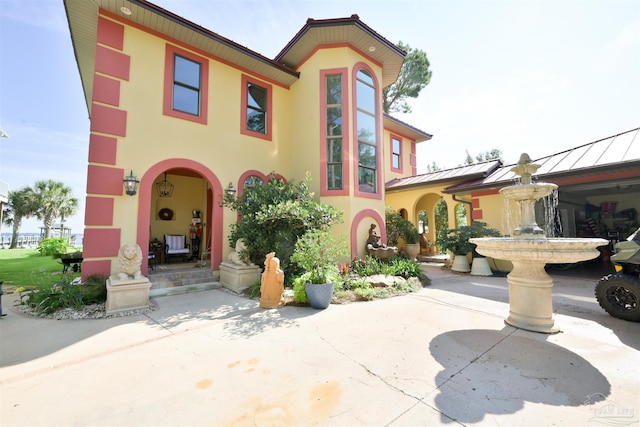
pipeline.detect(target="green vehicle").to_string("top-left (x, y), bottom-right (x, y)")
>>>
top-left (595, 227), bottom-right (640, 322)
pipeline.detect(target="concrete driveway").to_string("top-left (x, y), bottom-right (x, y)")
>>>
top-left (1, 265), bottom-right (638, 426)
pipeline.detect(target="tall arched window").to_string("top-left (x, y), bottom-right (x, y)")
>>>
top-left (355, 68), bottom-right (377, 193)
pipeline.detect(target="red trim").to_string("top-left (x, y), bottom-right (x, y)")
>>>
top-left (81, 260), bottom-right (112, 282)
top-left (83, 228), bottom-right (121, 257)
top-left (100, 9), bottom-right (292, 91)
top-left (163, 44), bottom-right (209, 125)
top-left (471, 189), bottom-right (501, 197)
top-left (472, 198), bottom-right (480, 209)
top-left (240, 74), bottom-right (273, 141)
top-left (390, 134), bottom-right (403, 173)
top-left (350, 209), bottom-right (386, 259)
top-left (237, 170), bottom-right (271, 196)
top-left (472, 210), bottom-right (484, 220)
top-left (93, 74), bottom-right (120, 106)
top-left (85, 197), bottom-right (115, 225)
top-left (554, 170), bottom-right (640, 186)
top-left (88, 134), bottom-right (117, 165)
top-left (87, 165), bottom-right (126, 195)
top-left (90, 103), bottom-right (127, 137)
top-left (352, 63), bottom-right (382, 200)
top-left (137, 159), bottom-right (224, 275)
top-left (410, 143), bottom-right (417, 176)
top-left (320, 68), bottom-right (350, 196)
top-left (97, 16), bottom-right (124, 51)
top-left (95, 45), bottom-right (130, 81)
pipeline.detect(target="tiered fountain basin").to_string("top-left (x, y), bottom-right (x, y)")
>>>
top-left (471, 236), bottom-right (607, 333)
top-left (470, 153), bottom-right (608, 333)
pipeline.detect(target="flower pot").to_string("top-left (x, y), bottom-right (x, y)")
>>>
top-left (405, 243), bottom-right (420, 261)
top-left (305, 283), bottom-right (334, 309)
top-left (471, 257), bottom-right (493, 276)
top-left (451, 253), bottom-right (471, 273)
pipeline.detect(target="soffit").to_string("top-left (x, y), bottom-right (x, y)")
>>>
top-left (275, 16), bottom-right (406, 88)
top-left (384, 114), bottom-right (433, 143)
top-left (64, 0), bottom-right (300, 113)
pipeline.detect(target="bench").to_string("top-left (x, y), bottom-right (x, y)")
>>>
top-left (164, 234), bottom-right (191, 263)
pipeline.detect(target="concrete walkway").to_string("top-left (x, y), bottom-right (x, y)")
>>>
top-left (1, 265), bottom-right (638, 426)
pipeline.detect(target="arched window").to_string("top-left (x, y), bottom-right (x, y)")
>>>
top-left (355, 68), bottom-right (377, 193)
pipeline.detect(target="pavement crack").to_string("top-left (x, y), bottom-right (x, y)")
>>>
top-left (314, 327), bottom-right (422, 400)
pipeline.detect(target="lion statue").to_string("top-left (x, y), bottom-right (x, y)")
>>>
top-left (228, 239), bottom-right (253, 266)
top-left (117, 243), bottom-right (143, 280)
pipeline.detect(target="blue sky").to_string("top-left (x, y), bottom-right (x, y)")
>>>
top-left (1, 0), bottom-right (638, 233)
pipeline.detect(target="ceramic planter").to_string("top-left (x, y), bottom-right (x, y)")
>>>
top-left (451, 253), bottom-right (471, 273)
top-left (305, 282), bottom-right (334, 309)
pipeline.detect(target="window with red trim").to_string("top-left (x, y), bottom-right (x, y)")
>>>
top-left (391, 136), bottom-right (402, 171)
top-left (241, 75), bottom-right (272, 140)
top-left (163, 45), bottom-right (208, 124)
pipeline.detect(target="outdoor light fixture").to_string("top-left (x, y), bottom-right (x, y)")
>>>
top-left (225, 182), bottom-right (236, 196)
top-left (156, 173), bottom-right (174, 197)
top-left (123, 170), bottom-right (140, 196)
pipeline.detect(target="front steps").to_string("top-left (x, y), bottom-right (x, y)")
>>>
top-left (148, 265), bottom-right (221, 297)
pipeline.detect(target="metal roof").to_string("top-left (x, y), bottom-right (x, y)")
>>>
top-left (444, 127), bottom-right (640, 194)
top-left (386, 159), bottom-right (502, 191)
top-left (384, 114), bottom-right (433, 143)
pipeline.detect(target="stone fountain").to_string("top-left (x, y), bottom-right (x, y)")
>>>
top-left (470, 153), bottom-right (608, 333)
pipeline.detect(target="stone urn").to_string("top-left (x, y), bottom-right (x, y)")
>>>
top-left (405, 243), bottom-right (420, 261)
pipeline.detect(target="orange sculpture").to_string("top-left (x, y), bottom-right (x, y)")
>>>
top-left (259, 252), bottom-right (284, 309)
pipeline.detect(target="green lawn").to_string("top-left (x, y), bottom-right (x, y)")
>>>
top-left (0, 249), bottom-right (81, 290)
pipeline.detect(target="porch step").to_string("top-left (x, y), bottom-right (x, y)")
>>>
top-left (148, 266), bottom-right (221, 296)
top-left (150, 281), bottom-right (221, 297)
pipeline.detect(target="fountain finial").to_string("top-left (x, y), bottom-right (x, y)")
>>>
top-left (510, 153), bottom-right (540, 185)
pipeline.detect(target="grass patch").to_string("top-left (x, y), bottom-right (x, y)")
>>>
top-left (0, 248), bottom-right (81, 289)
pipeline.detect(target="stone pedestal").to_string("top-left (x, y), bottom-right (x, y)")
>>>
top-left (219, 262), bottom-right (261, 293)
top-left (106, 277), bottom-right (151, 315)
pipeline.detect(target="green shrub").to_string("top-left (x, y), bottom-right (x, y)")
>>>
top-left (292, 273), bottom-right (311, 303)
top-left (222, 173), bottom-right (343, 283)
top-left (20, 273), bottom-right (108, 315)
top-left (386, 257), bottom-right (426, 280)
top-left (37, 238), bottom-right (72, 257)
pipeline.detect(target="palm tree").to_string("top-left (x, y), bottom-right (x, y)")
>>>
top-left (2, 188), bottom-right (37, 249)
top-left (31, 180), bottom-right (78, 238)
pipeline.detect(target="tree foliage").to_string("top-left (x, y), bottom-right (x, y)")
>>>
top-left (2, 188), bottom-right (37, 249)
top-left (30, 180), bottom-right (78, 238)
top-left (383, 41), bottom-right (432, 114)
top-left (464, 148), bottom-right (503, 165)
top-left (222, 173), bottom-right (343, 281)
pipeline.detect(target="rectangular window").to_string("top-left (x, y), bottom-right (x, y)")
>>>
top-left (391, 136), bottom-right (402, 171)
top-left (173, 55), bottom-right (201, 115)
top-left (326, 74), bottom-right (343, 190)
top-left (320, 69), bottom-right (349, 196)
top-left (241, 75), bottom-right (272, 140)
top-left (163, 44), bottom-right (208, 124)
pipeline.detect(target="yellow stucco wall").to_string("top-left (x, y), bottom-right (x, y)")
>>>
top-left (103, 19), bottom-right (408, 264)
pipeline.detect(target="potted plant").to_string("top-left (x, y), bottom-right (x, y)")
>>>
top-left (437, 222), bottom-right (500, 273)
top-left (403, 223), bottom-right (421, 261)
top-left (385, 208), bottom-right (421, 261)
top-left (291, 228), bottom-right (348, 309)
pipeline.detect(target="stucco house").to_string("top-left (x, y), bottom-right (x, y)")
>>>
top-left (63, 0), bottom-right (432, 281)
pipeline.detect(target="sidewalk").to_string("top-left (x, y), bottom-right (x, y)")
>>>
top-left (1, 265), bottom-right (638, 426)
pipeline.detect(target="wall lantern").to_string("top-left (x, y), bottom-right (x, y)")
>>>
top-left (225, 182), bottom-right (236, 197)
top-left (123, 170), bottom-right (140, 196)
top-left (156, 173), bottom-right (174, 197)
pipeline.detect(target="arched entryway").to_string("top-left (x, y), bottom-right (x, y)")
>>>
top-left (137, 159), bottom-right (223, 276)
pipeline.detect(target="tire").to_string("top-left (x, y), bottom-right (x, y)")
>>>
top-left (595, 274), bottom-right (640, 322)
